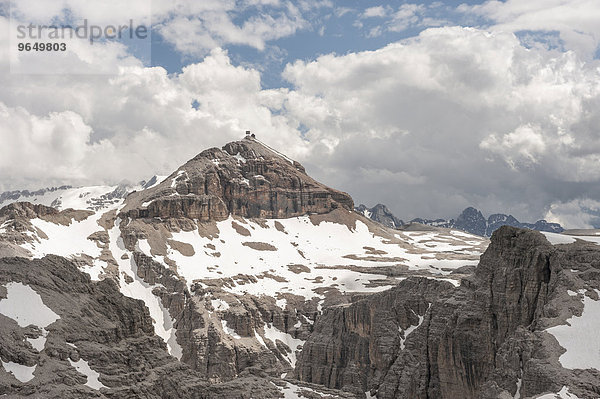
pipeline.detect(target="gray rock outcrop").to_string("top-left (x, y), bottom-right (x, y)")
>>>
top-left (294, 226), bottom-right (600, 398)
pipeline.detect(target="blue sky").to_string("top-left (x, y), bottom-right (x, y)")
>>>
top-left (149, 0), bottom-right (492, 87)
top-left (2, 0), bottom-right (600, 227)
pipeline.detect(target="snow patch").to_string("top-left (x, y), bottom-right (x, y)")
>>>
top-left (263, 323), bottom-right (304, 367)
top-left (1, 361), bottom-right (35, 383)
top-left (171, 170), bottom-right (187, 188)
top-left (546, 290), bottom-right (600, 370)
top-left (276, 381), bottom-right (332, 399)
top-left (276, 298), bottom-right (287, 309)
top-left (24, 214), bottom-right (103, 259)
top-left (221, 320), bottom-right (241, 339)
top-left (0, 282), bottom-right (60, 329)
top-left (69, 353), bottom-right (106, 390)
top-left (254, 330), bottom-right (267, 348)
top-left (534, 386), bottom-right (581, 399)
top-left (211, 298), bottom-right (230, 311)
top-left (399, 304), bottom-right (429, 350)
top-left (514, 377), bottom-right (522, 399)
top-left (26, 329), bottom-right (49, 351)
top-left (542, 232), bottom-right (576, 245)
top-left (81, 259), bottom-right (106, 281)
top-left (233, 152), bottom-right (247, 164)
top-left (137, 239), bottom-right (152, 256)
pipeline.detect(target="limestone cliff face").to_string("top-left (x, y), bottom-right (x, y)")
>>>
top-left (0, 255), bottom-right (315, 398)
top-left (294, 226), bottom-right (600, 398)
top-left (121, 137), bottom-right (353, 221)
top-left (294, 278), bottom-right (453, 396)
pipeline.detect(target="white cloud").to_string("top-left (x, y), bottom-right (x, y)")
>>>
top-left (356, 3), bottom-right (428, 36)
top-left (389, 4), bottom-right (426, 32)
top-left (8, 0), bottom-right (152, 25)
top-left (158, 3), bottom-right (308, 55)
top-left (460, 0), bottom-right (600, 58)
top-left (362, 6), bottom-right (389, 19)
top-left (0, 39), bottom-right (307, 189)
top-left (546, 199), bottom-right (600, 229)
top-left (334, 7), bottom-right (354, 18)
top-left (480, 124), bottom-right (547, 167)
top-left (0, 104), bottom-right (95, 182)
top-left (281, 26), bottom-right (600, 221)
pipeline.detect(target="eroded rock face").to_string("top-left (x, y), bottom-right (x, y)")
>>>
top-left (294, 278), bottom-right (453, 396)
top-left (0, 255), bottom-right (210, 398)
top-left (294, 226), bottom-right (600, 398)
top-left (0, 255), bottom-right (338, 398)
top-left (121, 137), bottom-right (353, 221)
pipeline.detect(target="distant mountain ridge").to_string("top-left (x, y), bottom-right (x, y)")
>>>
top-left (0, 177), bottom-right (165, 212)
top-left (357, 204), bottom-right (564, 236)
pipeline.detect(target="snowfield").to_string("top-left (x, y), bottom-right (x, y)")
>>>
top-left (163, 215), bottom-right (486, 302)
top-left (0, 185), bottom-right (121, 211)
top-left (0, 282), bottom-right (60, 329)
top-left (2, 181), bottom-right (490, 373)
top-left (24, 213), bottom-right (104, 259)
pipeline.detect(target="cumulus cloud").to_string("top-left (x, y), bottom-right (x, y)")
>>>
top-left (480, 124), bottom-right (547, 167)
top-left (388, 4), bottom-right (426, 32)
top-left (157, 2), bottom-right (309, 55)
top-left (281, 27), bottom-right (600, 222)
top-left (356, 3), bottom-right (438, 36)
top-left (0, 104), bottom-right (95, 182)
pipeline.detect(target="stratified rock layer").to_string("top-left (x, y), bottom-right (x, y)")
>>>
top-left (121, 138), bottom-right (353, 221)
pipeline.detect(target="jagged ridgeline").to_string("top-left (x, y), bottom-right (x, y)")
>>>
top-left (357, 204), bottom-right (564, 237)
top-left (0, 136), bottom-right (599, 398)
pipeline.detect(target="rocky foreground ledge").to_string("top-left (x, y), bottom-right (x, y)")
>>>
top-left (293, 226), bottom-right (600, 398)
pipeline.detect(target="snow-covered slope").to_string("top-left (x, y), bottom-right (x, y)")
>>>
top-left (135, 211), bottom-right (487, 301)
top-left (0, 138), bottom-right (489, 383)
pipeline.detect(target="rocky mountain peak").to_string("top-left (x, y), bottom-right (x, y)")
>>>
top-left (356, 203), bottom-right (404, 228)
top-left (454, 207), bottom-right (487, 236)
top-left (121, 137), bottom-right (354, 221)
